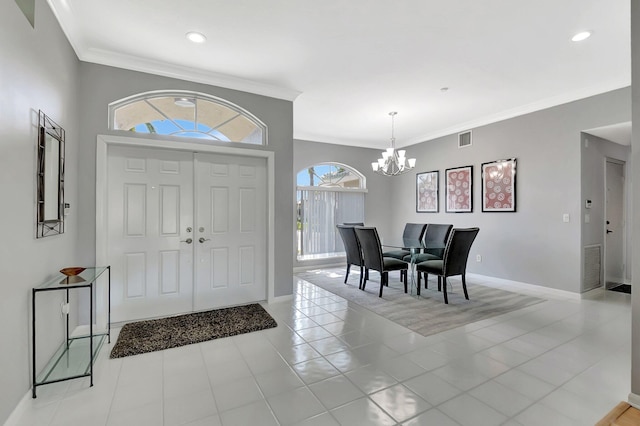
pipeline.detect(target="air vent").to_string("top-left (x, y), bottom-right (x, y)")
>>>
top-left (583, 244), bottom-right (601, 292)
top-left (458, 130), bottom-right (472, 148)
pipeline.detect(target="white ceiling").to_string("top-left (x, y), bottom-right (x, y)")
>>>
top-left (48, 0), bottom-right (630, 149)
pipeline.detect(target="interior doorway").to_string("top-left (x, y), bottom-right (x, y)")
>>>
top-left (604, 158), bottom-right (626, 289)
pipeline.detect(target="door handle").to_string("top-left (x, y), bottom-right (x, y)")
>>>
top-left (180, 238), bottom-right (193, 244)
top-left (199, 237), bottom-right (211, 243)
top-left (607, 229), bottom-right (613, 234)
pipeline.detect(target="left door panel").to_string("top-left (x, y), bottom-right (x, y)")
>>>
top-left (108, 146), bottom-right (194, 322)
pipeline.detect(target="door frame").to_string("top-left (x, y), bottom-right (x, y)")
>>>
top-left (603, 157), bottom-right (627, 288)
top-left (96, 134), bottom-right (276, 306)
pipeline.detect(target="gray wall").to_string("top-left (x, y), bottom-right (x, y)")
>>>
top-left (580, 133), bottom-right (631, 287)
top-left (388, 88), bottom-right (630, 293)
top-left (0, 0), bottom-right (80, 422)
top-left (293, 140), bottom-right (394, 269)
top-left (77, 63), bottom-right (294, 298)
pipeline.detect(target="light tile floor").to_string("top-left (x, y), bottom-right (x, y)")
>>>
top-left (11, 273), bottom-right (631, 425)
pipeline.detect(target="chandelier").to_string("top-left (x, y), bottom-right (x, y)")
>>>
top-left (371, 112), bottom-right (416, 176)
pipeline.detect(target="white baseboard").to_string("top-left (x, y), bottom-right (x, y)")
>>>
top-left (628, 392), bottom-right (640, 409)
top-left (293, 263), bottom-right (344, 273)
top-left (268, 294), bottom-right (294, 304)
top-left (466, 273), bottom-right (581, 300)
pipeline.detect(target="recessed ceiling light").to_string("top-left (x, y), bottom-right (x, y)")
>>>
top-left (186, 32), bottom-right (206, 43)
top-left (440, 87), bottom-right (449, 92)
top-left (572, 31), bottom-right (591, 42)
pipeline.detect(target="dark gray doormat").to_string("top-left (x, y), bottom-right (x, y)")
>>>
top-left (110, 303), bottom-right (277, 358)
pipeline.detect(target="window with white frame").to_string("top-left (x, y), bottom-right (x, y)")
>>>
top-left (296, 163), bottom-right (366, 260)
top-left (108, 91), bottom-right (266, 145)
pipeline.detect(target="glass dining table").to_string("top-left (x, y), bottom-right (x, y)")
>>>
top-left (382, 237), bottom-right (426, 295)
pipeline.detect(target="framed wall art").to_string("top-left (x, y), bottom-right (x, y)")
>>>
top-left (416, 170), bottom-right (439, 212)
top-left (481, 158), bottom-right (517, 212)
top-left (445, 165), bottom-right (473, 213)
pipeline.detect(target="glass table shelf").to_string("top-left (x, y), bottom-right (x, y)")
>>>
top-left (36, 334), bottom-right (106, 384)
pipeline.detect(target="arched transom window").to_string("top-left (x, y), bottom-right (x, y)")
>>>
top-left (296, 163), bottom-right (367, 260)
top-left (109, 91), bottom-right (266, 145)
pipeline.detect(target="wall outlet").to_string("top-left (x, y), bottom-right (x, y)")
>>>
top-left (563, 213), bottom-right (570, 223)
top-left (476, 254), bottom-right (482, 262)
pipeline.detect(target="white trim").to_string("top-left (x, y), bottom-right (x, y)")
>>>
top-left (267, 294), bottom-right (294, 304)
top-left (96, 134), bottom-right (276, 307)
top-left (293, 263), bottom-right (345, 273)
top-left (466, 273), bottom-right (581, 300)
top-left (628, 392), bottom-right (640, 409)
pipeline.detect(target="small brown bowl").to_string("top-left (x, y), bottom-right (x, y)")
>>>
top-left (60, 267), bottom-right (86, 276)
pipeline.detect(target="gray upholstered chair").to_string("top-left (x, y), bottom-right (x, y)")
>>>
top-left (341, 222), bottom-right (364, 226)
top-left (416, 227), bottom-right (479, 303)
top-left (336, 224), bottom-right (366, 289)
top-left (383, 223), bottom-right (427, 260)
top-left (401, 223), bottom-right (453, 282)
top-left (354, 227), bottom-right (409, 297)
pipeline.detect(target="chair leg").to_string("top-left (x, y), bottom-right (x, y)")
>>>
top-left (359, 266), bottom-right (364, 289)
top-left (403, 270), bottom-right (408, 293)
top-left (443, 277), bottom-right (449, 304)
top-left (379, 272), bottom-right (387, 297)
top-left (438, 276), bottom-right (442, 291)
top-left (344, 264), bottom-right (351, 284)
top-left (462, 274), bottom-right (469, 300)
top-left (424, 273), bottom-right (428, 289)
top-left (416, 271), bottom-right (421, 296)
top-left (362, 271), bottom-right (368, 290)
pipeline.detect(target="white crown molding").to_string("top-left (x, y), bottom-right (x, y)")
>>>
top-left (81, 48), bottom-right (301, 101)
top-left (47, 1), bottom-right (300, 102)
top-left (399, 79), bottom-right (631, 148)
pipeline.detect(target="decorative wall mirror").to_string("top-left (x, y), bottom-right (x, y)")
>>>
top-left (36, 110), bottom-right (65, 238)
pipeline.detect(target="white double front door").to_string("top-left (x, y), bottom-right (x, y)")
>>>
top-left (107, 145), bottom-right (267, 322)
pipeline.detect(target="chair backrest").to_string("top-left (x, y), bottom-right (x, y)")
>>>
top-left (402, 223), bottom-right (427, 240)
top-left (424, 223), bottom-right (453, 247)
top-left (336, 225), bottom-right (364, 267)
top-left (354, 227), bottom-right (384, 273)
top-left (341, 222), bottom-right (364, 226)
top-left (442, 227), bottom-right (480, 276)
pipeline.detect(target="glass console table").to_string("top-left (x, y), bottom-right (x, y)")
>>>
top-left (32, 266), bottom-right (110, 398)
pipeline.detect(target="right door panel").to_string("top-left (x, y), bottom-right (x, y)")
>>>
top-left (194, 153), bottom-right (267, 310)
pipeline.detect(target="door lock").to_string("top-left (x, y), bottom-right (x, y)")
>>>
top-left (186, 227), bottom-right (192, 232)
top-left (199, 237), bottom-right (211, 243)
top-left (181, 238), bottom-right (193, 244)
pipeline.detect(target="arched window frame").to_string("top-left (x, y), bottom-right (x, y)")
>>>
top-left (108, 90), bottom-right (268, 145)
top-left (296, 162), bottom-right (367, 193)
top-left (296, 162), bottom-right (367, 261)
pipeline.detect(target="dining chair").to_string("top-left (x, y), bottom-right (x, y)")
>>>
top-left (354, 227), bottom-right (409, 297)
top-left (336, 224), bottom-right (367, 289)
top-left (402, 223), bottom-right (453, 283)
top-left (415, 227), bottom-right (479, 303)
top-left (383, 223), bottom-right (427, 261)
top-left (341, 222), bottom-right (364, 226)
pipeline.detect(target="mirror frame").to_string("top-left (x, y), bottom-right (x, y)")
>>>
top-left (37, 110), bottom-right (65, 238)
